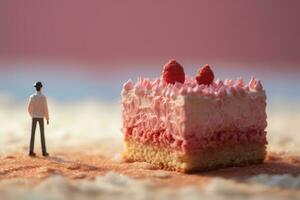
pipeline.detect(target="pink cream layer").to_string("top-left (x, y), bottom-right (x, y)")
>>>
top-left (125, 128), bottom-right (267, 153)
top-left (121, 76), bottom-right (267, 153)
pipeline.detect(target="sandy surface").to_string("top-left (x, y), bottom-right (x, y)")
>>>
top-left (0, 97), bottom-right (300, 199)
top-left (0, 149), bottom-right (300, 186)
top-left (1, 148), bottom-right (300, 199)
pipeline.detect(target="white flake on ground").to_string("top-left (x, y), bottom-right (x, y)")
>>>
top-left (248, 174), bottom-right (300, 189)
top-left (1, 172), bottom-right (300, 200)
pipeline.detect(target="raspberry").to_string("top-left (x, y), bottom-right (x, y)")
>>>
top-left (196, 64), bottom-right (214, 85)
top-left (162, 59), bottom-right (185, 84)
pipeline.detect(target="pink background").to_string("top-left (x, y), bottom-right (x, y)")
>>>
top-left (1, 0), bottom-right (300, 69)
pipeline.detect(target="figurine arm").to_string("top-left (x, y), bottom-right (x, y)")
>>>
top-left (28, 97), bottom-right (33, 117)
top-left (43, 97), bottom-right (49, 122)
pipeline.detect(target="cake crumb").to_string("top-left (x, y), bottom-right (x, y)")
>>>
top-left (152, 170), bottom-right (171, 179)
top-left (112, 153), bottom-right (123, 163)
top-left (132, 162), bottom-right (158, 170)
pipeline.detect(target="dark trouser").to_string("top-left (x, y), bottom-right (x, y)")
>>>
top-left (29, 118), bottom-right (47, 154)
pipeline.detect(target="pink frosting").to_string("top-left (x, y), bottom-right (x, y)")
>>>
top-left (124, 127), bottom-right (267, 153)
top-left (121, 76), bottom-right (267, 153)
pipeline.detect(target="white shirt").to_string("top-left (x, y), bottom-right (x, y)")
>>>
top-left (28, 91), bottom-right (49, 120)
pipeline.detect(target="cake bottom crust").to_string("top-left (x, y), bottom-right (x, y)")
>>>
top-left (123, 140), bottom-right (266, 173)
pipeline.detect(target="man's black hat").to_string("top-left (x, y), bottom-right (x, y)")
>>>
top-left (33, 81), bottom-right (43, 88)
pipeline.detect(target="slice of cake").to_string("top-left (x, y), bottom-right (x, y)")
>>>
top-left (121, 60), bottom-right (267, 173)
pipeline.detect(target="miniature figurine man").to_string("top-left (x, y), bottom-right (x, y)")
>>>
top-left (28, 81), bottom-right (49, 157)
